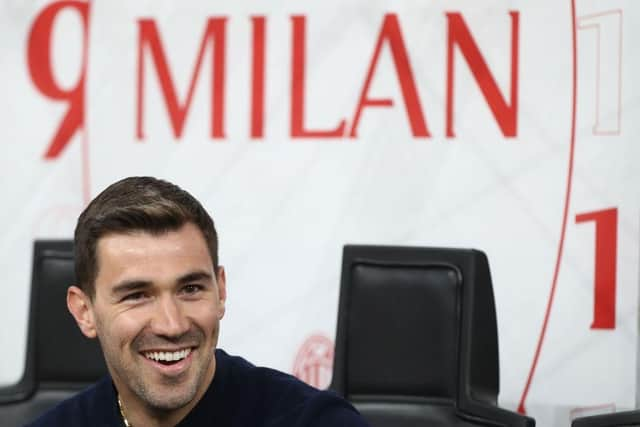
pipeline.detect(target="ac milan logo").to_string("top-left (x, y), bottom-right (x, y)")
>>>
top-left (292, 334), bottom-right (334, 389)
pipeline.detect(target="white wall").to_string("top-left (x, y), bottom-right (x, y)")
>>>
top-left (1, 1), bottom-right (638, 425)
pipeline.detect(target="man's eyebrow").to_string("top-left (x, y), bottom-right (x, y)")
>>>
top-left (111, 280), bottom-right (152, 296)
top-left (177, 271), bottom-right (213, 285)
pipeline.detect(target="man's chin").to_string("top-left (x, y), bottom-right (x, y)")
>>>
top-left (136, 369), bottom-right (201, 410)
top-left (143, 390), bottom-right (197, 412)
top-left (136, 357), bottom-right (207, 411)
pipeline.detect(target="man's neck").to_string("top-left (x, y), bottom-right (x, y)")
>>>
top-left (119, 399), bottom-right (191, 427)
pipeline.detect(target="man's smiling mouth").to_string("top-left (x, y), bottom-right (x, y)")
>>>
top-left (143, 348), bottom-right (192, 365)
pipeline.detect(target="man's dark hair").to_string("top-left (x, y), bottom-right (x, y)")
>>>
top-left (74, 176), bottom-right (218, 298)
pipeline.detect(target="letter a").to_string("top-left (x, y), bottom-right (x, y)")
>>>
top-left (349, 14), bottom-right (429, 138)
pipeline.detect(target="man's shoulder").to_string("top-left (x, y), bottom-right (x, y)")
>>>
top-left (264, 385), bottom-right (370, 427)
top-left (297, 392), bottom-right (371, 427)
top-left (218, 349), bottom-right (324, 403)
top-left (217, 350), bottom-right (369, 427)
top-left (25, 377), bottom-right (116, 427)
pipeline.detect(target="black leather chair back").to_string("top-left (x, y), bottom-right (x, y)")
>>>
top-left (331, 245), bottom-right (535, 427)
top-left (0, 240), bottom-right (107, 426)
top-left (572, 410), bottom-right (640, 427)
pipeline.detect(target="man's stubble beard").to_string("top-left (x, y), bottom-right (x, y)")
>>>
top-left (97, 321), bottom-right (217, 412)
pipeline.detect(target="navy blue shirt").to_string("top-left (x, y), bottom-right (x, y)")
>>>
top-left (26, 349), bottom-right (368, 427)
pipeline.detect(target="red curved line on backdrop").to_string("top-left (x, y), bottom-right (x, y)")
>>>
top-left (81, 0), bottom-right (91, 206)
top-left (517, 0), bottom-right (578, 414)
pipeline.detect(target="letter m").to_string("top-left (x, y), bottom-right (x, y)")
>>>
top-left (136, 18), bottom-right (227, 140)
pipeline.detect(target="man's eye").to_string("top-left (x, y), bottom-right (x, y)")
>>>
top-left (123, 292), bottom-right (147, 302)
top-left (182, 284), bottom-right (203, 295)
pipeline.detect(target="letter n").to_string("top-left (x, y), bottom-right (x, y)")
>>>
top-left (136, 18), bottom-right (227, 140)
top-left (446, 12), bottom-right (519, 138)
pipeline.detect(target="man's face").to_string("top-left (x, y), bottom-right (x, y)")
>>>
top-left (73, 223), bottom-right (225, 412)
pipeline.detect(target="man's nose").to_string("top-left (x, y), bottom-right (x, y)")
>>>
top-left (151, 295), bottom-right (190, 338)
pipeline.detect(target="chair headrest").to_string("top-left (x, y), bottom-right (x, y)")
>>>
top-left (31, 241), bottom-right (107, 384)
top-left (346, 261), bottom-right (460, 399)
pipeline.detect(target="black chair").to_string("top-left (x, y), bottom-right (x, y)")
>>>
top-left (0, 240), bottom-right (108, 427)
top-left (330, 245), bottom-right (535, 427)
top-left (572, 410), bottom-right (640, 426)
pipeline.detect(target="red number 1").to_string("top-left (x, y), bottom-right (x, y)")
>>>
top-left (575, 208), bottom-right (617, 329)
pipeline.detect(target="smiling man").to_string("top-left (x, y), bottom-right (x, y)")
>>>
top-left (28, 177), bottom-right (368, 427)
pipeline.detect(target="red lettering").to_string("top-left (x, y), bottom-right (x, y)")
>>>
top-left (251, 16), bottom-right (266, 139)
top-left (290, 16), bottom-right (346, 138)
top-left (575, 208), bottom-right (618, 329)
top-left (446, 12), bottom-right (519, 138)
top-left (136, 18), bottom-right (227, 140)
top-left (27, 0), bottom-right (89, 159)
top-left (349, 14), bottom-right (429, 138)
top-left (577, 11), bottom-right (622, 135)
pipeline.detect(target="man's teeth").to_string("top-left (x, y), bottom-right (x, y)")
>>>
top-left (144, 348), bottom-right (191, 362)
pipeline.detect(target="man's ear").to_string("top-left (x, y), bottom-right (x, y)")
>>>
top-left (67, 285), bottom-right (97, 338)
top-left (215, 266), bottom-right (226, 319)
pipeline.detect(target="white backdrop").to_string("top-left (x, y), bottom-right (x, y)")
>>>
top-left (1, 1), bottom-right (639, 425)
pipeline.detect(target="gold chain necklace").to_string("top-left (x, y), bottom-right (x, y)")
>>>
top-left (117, 395), bottom-right (132, 427)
